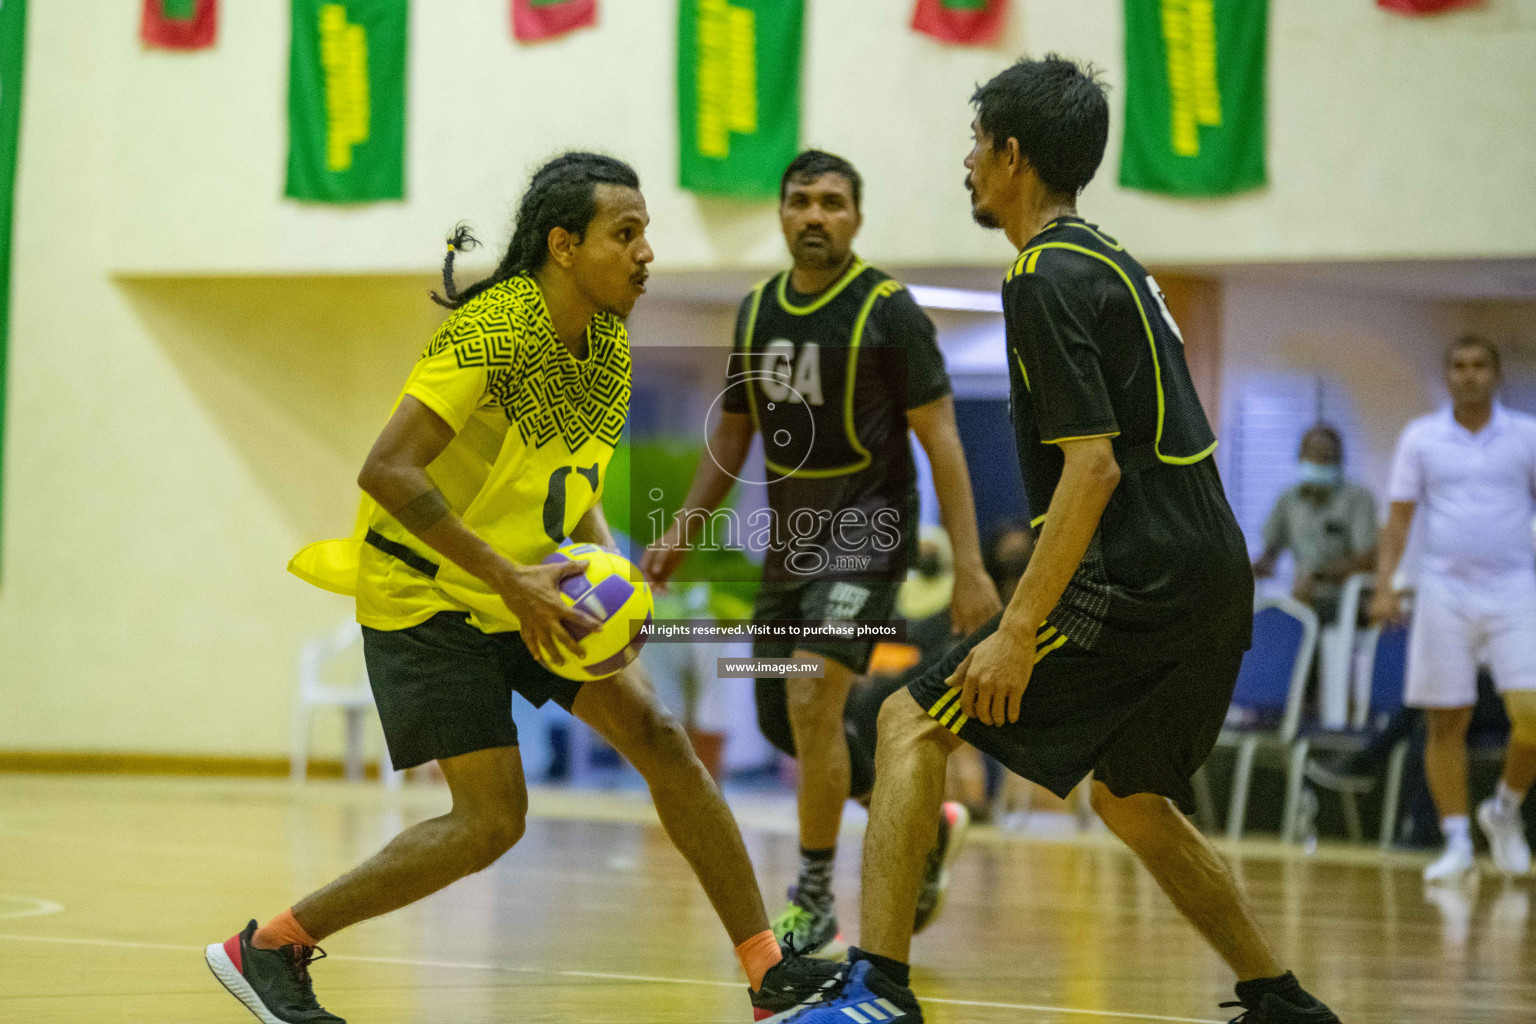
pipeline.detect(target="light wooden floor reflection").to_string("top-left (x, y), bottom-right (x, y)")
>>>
top-left (1, 775), bottom-right (1532, 1023)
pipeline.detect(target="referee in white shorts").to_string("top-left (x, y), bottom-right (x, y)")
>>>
top-left (1373, 334), bottom-right (1536, 882)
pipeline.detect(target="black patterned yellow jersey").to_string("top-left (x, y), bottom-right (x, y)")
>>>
top-left (1004, 216), bottom-right (1250, 655)
top-left (293, 275), bottom-right (630, 634)
top-left (721, 259), bottom-right (950, 582)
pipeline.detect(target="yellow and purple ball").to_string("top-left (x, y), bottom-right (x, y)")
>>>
top-left (541, 543), bottom-right (655, 682)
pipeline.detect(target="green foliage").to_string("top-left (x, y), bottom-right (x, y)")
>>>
top-left (603, 435), bottom-right (760, 618)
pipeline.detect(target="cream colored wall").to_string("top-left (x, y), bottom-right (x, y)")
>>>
top-left (4, 1), bottom-right (1534, 756)
top-left (107, 0), bottom-right (1536, 276)
top-left (0, 274), bottom-right (441, 755)
top-left (1219, 283), bottom-right (1454, 507)
top-left (0, 0), bottom-right (454, 753)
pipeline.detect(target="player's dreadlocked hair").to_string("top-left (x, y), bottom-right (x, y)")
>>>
top-left (431, 152), bottom-right (641, 309)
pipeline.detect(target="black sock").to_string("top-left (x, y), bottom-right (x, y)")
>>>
top-left (1234, 971), bottom-right (1307, 1007)
top-left (797, 846), bottom-right (836, 909)
top-left (850, 947), bottom-right (911, 989)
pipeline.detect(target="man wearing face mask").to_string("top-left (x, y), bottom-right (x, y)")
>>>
top-left (1252, 425), bottom-right (1378, 623)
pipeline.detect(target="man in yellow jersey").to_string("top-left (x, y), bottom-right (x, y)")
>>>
top-left (204, 153), bottom-right (839, 1024)
top-left (774, 59), bottom-right (1342, 1024)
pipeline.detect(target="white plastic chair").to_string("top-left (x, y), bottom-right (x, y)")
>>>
top-left (1317, 572), bottom-right (1373, 729)
top-left (291, 621), bottom-right (401, 789)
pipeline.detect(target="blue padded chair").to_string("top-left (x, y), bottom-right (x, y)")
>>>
top-left (1216, 596), bottom-right (1318, 841)
top-left (1367, 623), bottom-right (1413, 848)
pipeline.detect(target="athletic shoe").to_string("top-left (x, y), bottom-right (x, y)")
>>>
top-left (771, 889), bottom-right (846, 959)
top-left (913, 801), bottom-right (970, 934)
top-left (1221, 983), bottom-right (1341, 1022)
top-left (1423, 842), bottom-right (1476, 884)
top-left (205, 920), bottom-right (345, 1024)
top-left (750, 953), bottom-right (846, 1022)
top-left (759, 958), bottom-right (922, 1023)
top-left (1477, 797), bottom-right (1532, 875)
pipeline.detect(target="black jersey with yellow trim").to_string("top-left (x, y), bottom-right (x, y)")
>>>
top-left (1003, 216), bottom-right (1251, 656)
top-left (720, 259), bottom-right (951, 584)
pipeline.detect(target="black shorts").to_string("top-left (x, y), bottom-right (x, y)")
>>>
top-left (750, 578), bottom-right (903, 674)
top-left (905, 613), bottom-right (1243, 814)
top-left (361, 612), bottom-right (586, 770)
top-left (751, 578), bottom-right (901, 785)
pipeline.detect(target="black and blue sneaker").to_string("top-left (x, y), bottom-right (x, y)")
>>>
top-left (760, 957), bottom-right (922, 1023)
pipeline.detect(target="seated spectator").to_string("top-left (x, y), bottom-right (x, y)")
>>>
top-left (1252, 424), bottom-right (1378, 623)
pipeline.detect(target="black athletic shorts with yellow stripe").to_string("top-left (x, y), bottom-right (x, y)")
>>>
top-left (905, 612), bottom-right (1243, 814)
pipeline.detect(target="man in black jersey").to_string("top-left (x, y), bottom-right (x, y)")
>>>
top-left (778, 59), bottom-right (1343, 1024)
top-left (642, 151), bottom-right (1000, 957)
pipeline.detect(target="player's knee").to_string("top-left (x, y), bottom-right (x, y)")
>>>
top-left (1091, 783), bottom-right (1177, 850)
top-left (615, 701), bottom-right (692, 768)
top-left (876, 689), bottom-right (947, 754)
top-left (461, 808), bottom-right (525, 872)
top-left (1088, 780), bottom-right (1118, 820)
top-left (787, 678), bottom-right (843, 733)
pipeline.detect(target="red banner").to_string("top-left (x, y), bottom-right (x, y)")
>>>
top-left (1378, 0), bottom-right (1482, 13)
top-left (140, 0), bottom-right (216, 50)
top-left (513, 0), bottom-right (596, 42)
top-left (911, 0), bottom-right (1007, 46)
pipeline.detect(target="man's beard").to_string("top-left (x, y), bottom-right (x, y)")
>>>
top-left (969, 190), bottom-right (1001, 230)
top-left (792, 233), bottom-right (844, 269)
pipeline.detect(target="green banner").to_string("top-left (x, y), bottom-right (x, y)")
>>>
top-left (286, 0), bottom-right (407, 203)
top-left (677, 0), bottom-right (803, 199)
top-left (0, 0), bottom-right (24, 575)
top-left (1119, 0), bottom-right (1266, 197)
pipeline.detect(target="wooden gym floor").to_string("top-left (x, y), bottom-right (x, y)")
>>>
top-left (0, 774), bottom-right (1531, 1023)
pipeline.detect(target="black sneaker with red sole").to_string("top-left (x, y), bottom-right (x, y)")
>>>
top-left (750, 953), bottom-right (848, 1021)
top-left (204, 920), bottom-right (345, 1024)
top-left (1222, 972), bottom-right (1343, 1023)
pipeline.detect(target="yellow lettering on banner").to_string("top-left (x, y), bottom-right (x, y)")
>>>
top-left (728, 6), bottom-right (756, 135)
top-left (1188, 0), bottom-right (1221, 126)
top-left (320, 3), bottom-right (370, 173)
top-left (696, 0), bottom-right (756, 161)
top-left (1160, 0), bottom-right (1221, 158)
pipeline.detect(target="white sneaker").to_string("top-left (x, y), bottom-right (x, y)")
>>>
top-left (1423, 842), bottom-right (1475, 884)
top-left (1477, 797), bottom-right (1532, 876)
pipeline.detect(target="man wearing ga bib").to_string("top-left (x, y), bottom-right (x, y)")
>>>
top-left (203, 154), bottom-right (839, 1024)
top-left (642, 151), bottom-right (999, 956)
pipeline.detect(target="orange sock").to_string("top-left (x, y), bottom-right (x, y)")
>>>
top-left (252, 908), bottom-right (319, 951)
top-left (735, 930), bottom-right (783, 991)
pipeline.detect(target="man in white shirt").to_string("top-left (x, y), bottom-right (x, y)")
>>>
top-left (1373, 335), bottom-right (1536, 882)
